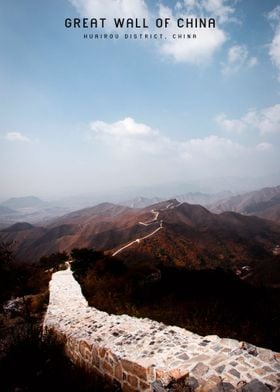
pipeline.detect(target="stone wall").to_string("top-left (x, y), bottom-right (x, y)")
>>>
top-left (43, 268), bottom-right (280, 391)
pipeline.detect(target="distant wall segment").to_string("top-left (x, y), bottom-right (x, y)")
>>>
top-left (43, 269), bottom-right (280, 391)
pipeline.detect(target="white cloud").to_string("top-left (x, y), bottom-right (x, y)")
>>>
top-left (268, 5), bottom-right (280, 81)
top-left (221, 45), bottom-right (258, 75)
top-left (176, 0), bottom-right (235, 24)
top-left (256, 142), bottom-right (273, 151)
top-left (90, 117), bottom-right (156, 137)
top-left (216, 104), bottom-right (280, 134)
top-left (5, 132), bottom-right (30, 142)
top-left (216, 113), bottom-right (247, 134)
top-left (86, 117), bottom-right (275, 182)
top-left (202, 0), bottom-right (235, 24)
top-left (157, 3), bottom-right (227, 65)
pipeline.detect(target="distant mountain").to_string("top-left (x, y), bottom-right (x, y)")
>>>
top-left (2, 222), bottom-right (35, 232)
top-left (208, 185), bottom-right (280, 223)
top-left (176, 191), bottom-right (234, 206)
top-left (1, 196), bottom-right (45, 210)
top-left (1, 199), bottom-right (279, 287)
top-left (0, 202), bottom-right (141, 262)
top-left (0, 206), bottom-right (17, 215)
top-left (121, 196), bottom-right (163, 209)
top-left (0, 196), bottom-right (72, 228)
top-left (120, 192), bottom-right (234, 209)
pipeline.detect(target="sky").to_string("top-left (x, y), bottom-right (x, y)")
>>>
top-left (0, 0), bottom-right (280, 200)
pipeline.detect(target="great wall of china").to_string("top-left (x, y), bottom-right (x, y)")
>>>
top-left (43, 268), bottom-right (280, 391)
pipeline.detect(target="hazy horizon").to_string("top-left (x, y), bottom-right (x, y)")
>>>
top-left (1, 173), bottom-right (280, 206)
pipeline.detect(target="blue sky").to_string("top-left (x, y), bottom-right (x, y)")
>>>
top-left (0, 0), bottom-right (280, 199)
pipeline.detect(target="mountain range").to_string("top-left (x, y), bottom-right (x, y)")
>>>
top-left (1, 194), bottom-right (279, 288)
top-left (208, 185), bottom-right (280, 224)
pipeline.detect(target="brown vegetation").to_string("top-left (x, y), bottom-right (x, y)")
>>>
top-left (73, 250), bottom-right (280, 352)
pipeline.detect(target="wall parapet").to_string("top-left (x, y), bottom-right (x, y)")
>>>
top-left (43, 268), bottom-right (280, 391)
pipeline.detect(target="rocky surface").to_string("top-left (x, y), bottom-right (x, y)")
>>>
top-left (43, 268), bottom-right (280, 391)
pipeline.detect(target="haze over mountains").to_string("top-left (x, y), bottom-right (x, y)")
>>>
top-left (0, 196), bottom-right (70, 229)
top-left (1, 186), bottom-right (280, 288)
top-left (208, 185), bottom-right (280, 224)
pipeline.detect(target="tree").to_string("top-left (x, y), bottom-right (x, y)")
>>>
top-left (71, 248), bottom-right (103, 274)
top-left (40, 252), bottom-right (69, 271)
top-left (0, 242), bottom-right (15, 304)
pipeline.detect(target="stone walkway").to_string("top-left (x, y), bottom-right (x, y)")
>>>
top-left (43, 268), bottom-right (280, 391)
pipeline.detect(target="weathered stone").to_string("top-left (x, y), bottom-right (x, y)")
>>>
top-left (122, 359), bottom-right (147, 381)
top-left (178, 353), bottom-right (190, 361)
top-left (239, 379), bottom-right (271, 391)
top-left (264, 373), bottom-right (280, 385)
top-left (240, 342), bottom-right (258, 356)
top-left (79, 340), bottom-right (92, 360)
top-left (43, 269), bottom-right (280, 392)
top-left (151, 380), bottom-right (166, 392)
top-left (114, 363), bottom-right (123, 382)
top-left (185, 376), bottom-right (199, 389)
top-left (192, 362), bottom-right (209, 377)
top-left (199, 375), bottom-right (221, 391)
top-left (249, 357), bottom-right (262, 367)
top-left (92, 346), bottom-right (100, 368)
top-left (257, 348), bottom-right (274, 362)
top-left (229, 368), bottom-right (240, 378)
top-left (156, 367), bottom-right (189, 385)
top-left (220, 338), bottom-right (240, 349)
top-left (254, 367), bottom-right (271, 376)
top-left (98, 346), bottom-right (107, 359)
top-left (128, 374), bottom-right (139, 388)
top-left (215, 364), bottom-right (226, 374)
top-left (209, 382), bottom-right (235, 392)
top-left (274, 353), bottom-right (280, 362)
top-left (102, 360), bottom-right (114, 376)
top-left (210, 354), bottom-right (228, 366)
top-left (123, 381), bottom-right (137, 392)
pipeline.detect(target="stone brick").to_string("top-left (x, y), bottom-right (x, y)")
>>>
top-left (274, 353), bottom-right (280, 362)
top-left (91, 346), bottom-right (100, 368)
top-left (208, 382), bottom-right (235, 392)
top-left (122, 359), bottom-right (147, 381)
top-left (240, 379), bottom-right (271, 392)
top-left (139, 380), bottom-right (151, 391)
top-left (264, 373), bottom-right (280, 384)
top-left (248, 357), bottom-right (262, 367)
top-left (44, 268), bottom-right (280, 392)
top-left (210, 354), bottom-right (228, 366)
top-left (191, 362), bottom-right (209, 377)
top-left (146, 366), bottom-right (156, 382)
top-left (127, 374), bottom-right (139, 388)
top-left (123, 382), bottom-right (137, 392)
top-left (199, 375), bottom-right (221, 391)
top-left (79, 340), bottom-right (92, 359)
top-left (229, 368), bottom-right (240, 379)
top-left (102, 360), bottom-right (114, 376)
top-left (114, 363), bottom-right (123, 382)
top-left (215, 365), bottom-right (225, 374)
top-left (220, 338), bottom-right (240, 349)
top-left (156, 367), bottom-right (189, 385)
top-left (107, 350), bottom-right (119, 366)
top-left (257, 348), bottom-right (274, 361)
top-left (254, 367), bottom-right (269, 376)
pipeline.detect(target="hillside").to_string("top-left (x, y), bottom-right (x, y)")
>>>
top-left (0, 202), bottom-right (148, 262)
top-left (113, 202), bottom-right (280, 287)
top-left (208, 185), bottom-right (280, 223)
top-left (1, 199), bottom-right (280, 288)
